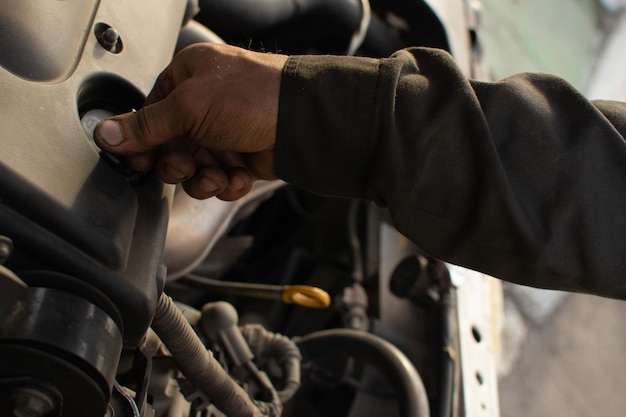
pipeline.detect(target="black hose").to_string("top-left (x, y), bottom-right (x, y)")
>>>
top-left (195, 0), bottom-right (405, 58)
top-left (151, 293), bottom-right (282, 417)
top-left (434, 261), bottom-right (460, 417)
top-left (177, 19), bottom-right (225, 54)
top-left (295, 329), bottom-right (430, 417)
top-left (197, 0), bottom-right (361, 37)
top-left (438, 288), bottom-right (458, 417)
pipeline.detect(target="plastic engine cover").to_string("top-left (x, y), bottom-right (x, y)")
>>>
top-left (0, 0), bottom-right (187, 345)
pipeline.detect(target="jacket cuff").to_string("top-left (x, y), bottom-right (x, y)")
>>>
top-left (275, 54), bottom-right (380, 199)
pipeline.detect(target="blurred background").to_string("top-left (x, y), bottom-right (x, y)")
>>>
top-left (476, 1), bottom-right (626, 415)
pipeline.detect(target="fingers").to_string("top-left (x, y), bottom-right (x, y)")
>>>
top-left (94, 91), bottom-right (186, 155)
top-left (156, 148), bottom-right (196, 184)
top-left (202, 151), bottom-right (254, 200)
top-left (182, 166), bottom-right (253, 201)
top-left (182, 165), bottom-right (229, 199)
top-left (216, 167), bottom-right (254, 201)
top-left (155, 143), bottom-right (254, 200)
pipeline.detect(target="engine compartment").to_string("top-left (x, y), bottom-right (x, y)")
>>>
top-left (0, 1), bottom-right (499, 416)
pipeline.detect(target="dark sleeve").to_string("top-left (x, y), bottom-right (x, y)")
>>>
top-left (274, 47), bottom-right (626, 299)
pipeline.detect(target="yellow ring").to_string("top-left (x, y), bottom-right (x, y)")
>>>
top-left (282, 285), bottom-right (331, 309)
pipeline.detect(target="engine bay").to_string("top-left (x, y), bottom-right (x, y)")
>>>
top-left (0, 1), bottom-right (500, 416)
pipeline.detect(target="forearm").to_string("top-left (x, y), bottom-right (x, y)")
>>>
top-left (275, 47), bottom-right (626, 298)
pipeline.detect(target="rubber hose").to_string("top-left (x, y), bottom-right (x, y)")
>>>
top-left (195, 0), bottom-right (403, 58)
top-left (197, 0), bottom-right (361, 36)
top-left (438, 288), bottom-right (458, 417)
top-left (241, 324), bottom-right (302, 403)
top-left (295, 329), bottom-right (430, 417)
top-left (151, 293), bottom-right (282, 417)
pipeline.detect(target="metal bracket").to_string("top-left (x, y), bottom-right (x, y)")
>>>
top-left (450, 265), bottom-right (502, 417)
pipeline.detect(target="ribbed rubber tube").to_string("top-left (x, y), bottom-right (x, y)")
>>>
top-left (240, 324), bottom-right (302, 403)
top-left (151, 293), bottom-right (282, 417)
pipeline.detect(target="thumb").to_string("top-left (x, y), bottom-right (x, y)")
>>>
top-left (94, 96), bottom-right (184, 155)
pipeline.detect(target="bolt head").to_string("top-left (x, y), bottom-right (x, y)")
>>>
top-left (101, 27), bottom-right (120, 48)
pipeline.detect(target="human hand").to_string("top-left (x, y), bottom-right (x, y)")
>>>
top-left (94, 43), bottom-right (288, 200)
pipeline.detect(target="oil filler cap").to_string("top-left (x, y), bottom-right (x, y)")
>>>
top-left (80, 109), bottom-right (147, 184)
